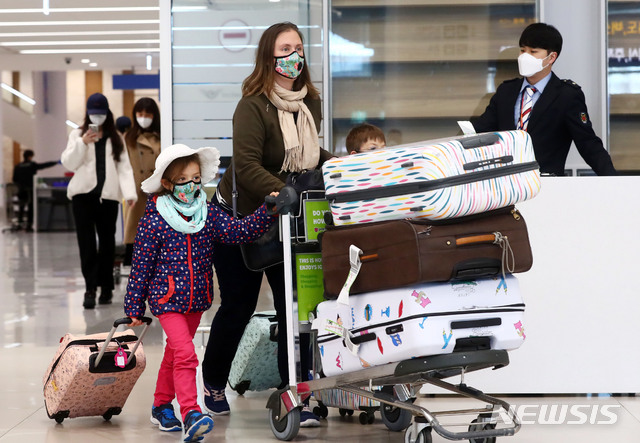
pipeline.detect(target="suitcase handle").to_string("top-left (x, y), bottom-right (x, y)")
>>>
top-left (95, 317), bottom-right (153, 367)
top-left (349, 332), bottom-right (376, 345)
top-left (455, 234), bottom-right (497, 246)
top-left (459, 133), bottom-right (500, 149)
top-left (113, 317), bottom-right (152, 327)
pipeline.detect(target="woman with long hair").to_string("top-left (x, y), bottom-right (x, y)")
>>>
top-left (61, 93), bottom-right (137, 309)
top-left (123, 97), bottom-right (161, 265)
top-left (201, 22), bottom-right (333, 426)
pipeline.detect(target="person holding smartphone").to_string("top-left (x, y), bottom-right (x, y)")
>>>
top-left (61, 93), bottom-right (137, 309)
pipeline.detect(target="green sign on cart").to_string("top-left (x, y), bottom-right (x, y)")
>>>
top-left (296, 252), bottom-right (325, 322)
top-left (303, 199), bottom-right (330, 241)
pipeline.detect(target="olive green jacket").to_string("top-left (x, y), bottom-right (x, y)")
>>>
top-left (217, 93), bottom-right (333, 215)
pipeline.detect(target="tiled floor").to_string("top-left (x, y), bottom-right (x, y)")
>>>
top-left (1, 229), bottom-right (639, 442)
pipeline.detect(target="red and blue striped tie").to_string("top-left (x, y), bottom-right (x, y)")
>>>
top-left (518, 85), bottom-right (537, 131)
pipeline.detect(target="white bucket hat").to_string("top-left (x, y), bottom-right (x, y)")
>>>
top-left (141, 144), bottom-right (220, 194)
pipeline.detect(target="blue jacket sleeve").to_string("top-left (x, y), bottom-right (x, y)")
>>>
top-left (124, 212), bottom-right (161, 318)
top-left (211, 203), bottom-right (277, 244)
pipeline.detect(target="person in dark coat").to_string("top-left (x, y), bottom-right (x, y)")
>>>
top-left (12, 149), bottom-right (58, 231)
top-left (201, 22), bottom-right (334, 426)
top-left (471, 23), bottom-right (617, 176)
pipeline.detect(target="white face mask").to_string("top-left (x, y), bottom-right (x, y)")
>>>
top-left (136, 116), bottom-right (153, 129)
top-left (518, 52), bottom-right (552, 77)
top-left (89, 114), bottom-right (107, 126)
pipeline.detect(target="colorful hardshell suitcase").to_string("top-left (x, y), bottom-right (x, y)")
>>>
top-left (228, 311), bottom-right (281, 394)
top-left (311, 276), bottom-right (525, 377)
top-left (43, 318), bottom-right (151, 423)
top-left (320, 206), bottom-right (532, 298)
top-left (322, 130), bottom-right (540, 226)
top-left (313, 387), bottom-right (380, 423)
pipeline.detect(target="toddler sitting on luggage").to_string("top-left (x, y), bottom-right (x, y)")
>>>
top-left (124, 144), bottom-right (278, 442)
top-left (346, 123), bottom-right (386, 154)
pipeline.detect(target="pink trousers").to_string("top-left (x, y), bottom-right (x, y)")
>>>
top-left (154, 311), bottom-right (203, 420)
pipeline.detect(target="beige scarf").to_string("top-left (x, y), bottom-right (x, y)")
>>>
top-left (268, 83), bottom-right (320, 173)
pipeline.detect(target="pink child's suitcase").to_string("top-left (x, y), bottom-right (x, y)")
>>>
top-left (323, 130), bottom-right (540, 225)
top-left (43, 317), bottom-right (151, 423)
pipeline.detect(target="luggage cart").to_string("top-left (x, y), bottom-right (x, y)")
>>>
top-left (265, 187), bottom-right (522, 442)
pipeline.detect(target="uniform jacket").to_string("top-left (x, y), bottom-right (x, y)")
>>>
top-left (61, 128), bottom-right (138, 202)
top-left (471, 73), bottom-right (617, 176)
top-left (124, 195), bottom-right (276, 318)
top-left (123, 132), bottom-right (161, 244)
top-left (216, 93), bottom-right (334, 215)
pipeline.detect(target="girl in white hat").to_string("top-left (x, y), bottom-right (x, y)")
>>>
top-left (124, 144), bottom-right (278, 442)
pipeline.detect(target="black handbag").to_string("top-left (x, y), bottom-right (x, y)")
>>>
top-left (231, 162), bottom-right (325, 272)
top-left (231, 160), bottom-right (284, 272)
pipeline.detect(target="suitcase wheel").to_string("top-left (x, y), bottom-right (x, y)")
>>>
top-left (468, 413), bottom-right (497, 443)
top-left (52, 411), bottom-right (69, 424)
top-left (103, 407), bottom-right (122, 421)
top-left (312, 403), bottom-right (328, 419)
top-left (233, 380), bottom-right (251, 396)
top-left (358, 410), bottom-right (375, 425)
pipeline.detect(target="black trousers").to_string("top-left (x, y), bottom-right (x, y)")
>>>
top-left (71, 194), bottom-right (119, 292)
top-left (202, 240), bottom-right (311, 388)
top-left (16, 188), bottom-right (33, 228)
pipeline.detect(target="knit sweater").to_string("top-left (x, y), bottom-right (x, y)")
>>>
top-left (124, 196), bottom-right (276, 318)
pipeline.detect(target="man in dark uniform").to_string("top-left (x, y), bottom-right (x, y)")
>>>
top-left (471, 23), bottom-right (617, 176)
top-left (12, 149), bottom-right (58, 231)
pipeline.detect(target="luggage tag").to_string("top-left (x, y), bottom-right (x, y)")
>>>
top-left (114, 340), bottom-right (128, 368)
top-left (336, 245), bottom-right (363, 309)
top-left (323, 318), bottom-right (361, 356)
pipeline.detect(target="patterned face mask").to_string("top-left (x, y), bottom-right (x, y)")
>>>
top-left (171, 180), bottom-right (202, 205)
top-left (274, 51), bottom-right (305, 79)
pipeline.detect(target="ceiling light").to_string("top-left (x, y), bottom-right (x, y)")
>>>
top-left (1, 39), bottom-right (160, 47)
top-left (81, 59), bottom-right (90, 63)
top-left (1, 83), bottom-right (36, 105)
top-left (171, 6), bottom-right (208, 12)
top-left (0, 20), bottom-right (160, 27)
top-left (146, 54), bottom-right (152, 71)
top-left (89, 62), bottom-right (98, 67)
top-left (20, 48), bottom-right (160, 54)
top-left (0, 30), bottom-right (160, 38)
top-left (0, 7), bottom-right (159, 14)
top-left (43, 0), bottom-right (49, 16)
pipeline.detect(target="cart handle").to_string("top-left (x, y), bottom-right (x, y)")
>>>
top-left (265, 186), bottom-right (299, 215)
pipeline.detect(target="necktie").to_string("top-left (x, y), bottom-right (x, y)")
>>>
top-left (518, 85), bottom-right (537, 131)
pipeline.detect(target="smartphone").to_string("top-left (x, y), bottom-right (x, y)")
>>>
top-left (89, 124), bottom-right (99, 133)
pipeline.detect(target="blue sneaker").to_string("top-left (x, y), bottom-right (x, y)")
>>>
top-left (203, 381), bottom-right (230, 416)
top-left (182, 410), bottom-right (214, 442)
top-left (150, 403), bottom-right (182, 432)
top-left (300, 404), bottom-right (320, 428)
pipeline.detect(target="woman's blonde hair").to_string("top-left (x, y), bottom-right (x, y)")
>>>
top-left (241, 22), bottom-right (319, 99)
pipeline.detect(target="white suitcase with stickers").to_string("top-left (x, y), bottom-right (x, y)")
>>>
top-left (311, 276), bottom-right (526, 377)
